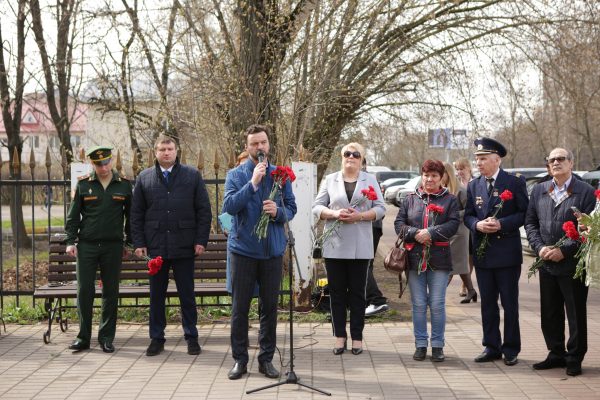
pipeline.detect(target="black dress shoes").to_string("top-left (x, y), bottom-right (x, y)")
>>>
top-left (533, 357), bottom-right (566, 370)
top-left (431, 347), bottom-right (445, 362)
top-left (566, 362), bottom-right (582, 376)
top-left (504, 355), bottom-right (518, 366)
top-left (100, 341), bottom-right (115, 353)
top-left (413, 347), bottom-right (427, 361)
top-left (146, 339), bottom-right (165, 356)
top-left (474, 351), bottom-right (502, 363)
top-left (333, 339), bottom-right (347, 355)
top-left (258, 361), bottom-right (280, 379)
top-left (187, 340), bottom-right (201, 355)
top-left (68, 340), bottom-right (90, 352)
top-left (228, 362), bottom-right (248, 380)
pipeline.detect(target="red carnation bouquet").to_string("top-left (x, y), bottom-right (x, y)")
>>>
top-left (127, 246), bottom-right (164, 276)
top-left (527, 221), bottom-right (580, 279)
top-left (254, 165), bottom-right (296, 240)
top-left (475, 189), bottom-right (513, 259)
top-left (574, 189), bottom-right (600, 284)
top-left (312, 185), bottom-right (378, 257)
top-left (417, 203), bottom-right (445, 274)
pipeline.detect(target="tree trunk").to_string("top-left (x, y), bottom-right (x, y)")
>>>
top-left (8, 145), bottom-right (31, 249)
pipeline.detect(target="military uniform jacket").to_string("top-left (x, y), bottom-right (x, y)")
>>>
top-left (65, 170), bottom-right (132, 245)
top-left (464, 169), bottom-right (529, 268)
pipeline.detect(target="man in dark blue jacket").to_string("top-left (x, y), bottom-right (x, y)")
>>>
top-left (464, 137), bottom-right (529, 366)
top-left (525, 148), bottom-right (595, 377)
top-left (222, 125), bottom-right (297, 380)
top-left (131, 135), bottom-right (212, 357)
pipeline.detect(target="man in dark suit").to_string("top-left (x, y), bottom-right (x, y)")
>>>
top-left (464, 137), bottom-right (529, 366)
top-left (131, 135), bottom-right (212, 357)
top-left (525, 148), bottom-right (595, 377)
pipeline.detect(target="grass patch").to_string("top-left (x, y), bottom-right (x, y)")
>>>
top-left (1, 217), bottom-right (64, 230)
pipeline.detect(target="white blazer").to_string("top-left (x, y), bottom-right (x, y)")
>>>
top-left (312, 171), bottom-right (386, 259)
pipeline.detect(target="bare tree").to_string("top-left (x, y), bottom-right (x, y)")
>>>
top-left (177, 1), bottom-right (560, 179)
top-left (0, 0), bottom-right (31, 248)
top-left (29, 0), bottom-right (84, 165)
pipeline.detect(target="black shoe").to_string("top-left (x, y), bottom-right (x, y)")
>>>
top-left (68, 340), bottom-right (90, 352)
top-left (351, 340), bottom-right (363, 355)
top-left (228, 362), bottom-right (248, 380)
top-left (431, 347), bottom-right (445, 362)
top-left (333, 338), bottom-right (347, 355)
top-left (258, 361), bottom-right (280, 379)
top-left (187, 340), bottom-right (201, 355)
top-left (146, 339), bottom-right (164, 356)
top-left (566, 362), bottom-right (582, 376)
top-left (100, 341), bottom-right (115, 353)
top-left (474, 351), bottom-right (502, 363)
top-left (413, 347), bottom-right (427, 361)
top-left (533, 357), bottom-right (566, 370)
top-left (460, 290), bottom-right (478, 304)
top-left (504, 355), bottom-right (518, 366)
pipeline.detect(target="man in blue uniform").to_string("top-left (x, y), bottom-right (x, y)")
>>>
top-left (464, 137), bottom-right (529, 366)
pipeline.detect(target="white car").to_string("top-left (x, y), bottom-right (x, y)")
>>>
top-left (393, 176), bottom-right (422, 207)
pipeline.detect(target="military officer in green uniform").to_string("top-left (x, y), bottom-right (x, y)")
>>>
top-left (65, 146), bottom-right (132, 353)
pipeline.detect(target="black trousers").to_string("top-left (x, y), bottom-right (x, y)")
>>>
top-left (149, 257), bottom-right (198, 342)
top-left (325, 258), bottom-right (369, 340)
top-left (230, 252), bottom-right (282, 364)
top-left (475, 265), bottom-right (521, 358)
top-left (539, 271), bottom-right (588, 364)
top-left (366, 227), bottom-right (387, 306)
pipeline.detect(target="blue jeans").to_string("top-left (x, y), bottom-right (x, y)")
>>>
top-left (408, 269), bottom-right (450, 348)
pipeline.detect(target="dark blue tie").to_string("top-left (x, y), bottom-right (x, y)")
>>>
top-left (163, 170), bottom-right (170, 184)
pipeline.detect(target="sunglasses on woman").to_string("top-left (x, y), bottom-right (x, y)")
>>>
top-left (343, 151), bottom-right (361, 159)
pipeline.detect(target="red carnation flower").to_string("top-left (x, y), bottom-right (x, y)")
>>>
top-left (499, 190), bottom-right (513, 201)
top-left (595, 189), bottom-right (600, 200)
top-left (426, 204), bottom-right (444, 214)
top-left (361, 185), bottom-right (378, 201)
top-left (148, 256), bottom-right (164, 276)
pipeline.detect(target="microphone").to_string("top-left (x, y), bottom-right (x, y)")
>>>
top-left (257, 150), bottom-right (265, 163)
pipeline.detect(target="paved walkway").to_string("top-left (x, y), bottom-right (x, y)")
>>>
top-left (1, 207), bottom-right (599, 399)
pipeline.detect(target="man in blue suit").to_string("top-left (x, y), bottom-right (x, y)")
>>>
top-left (464, 137), bottom-right (529, 366)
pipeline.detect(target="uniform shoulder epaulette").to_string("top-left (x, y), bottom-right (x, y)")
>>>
top-left (77, 174), bottom-right (90, 181)
top-left (117, 172), bottom-right (130, 181)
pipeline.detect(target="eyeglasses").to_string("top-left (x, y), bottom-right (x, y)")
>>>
top-left (548, 156), bottom-right (568, 164)
top-left (343, 151), bottom-right (361, 159)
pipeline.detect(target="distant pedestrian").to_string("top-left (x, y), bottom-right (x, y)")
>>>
top-left (443, 162), bottom-right (477, 304)
top-left (361, 158), bottom-right (389, 317)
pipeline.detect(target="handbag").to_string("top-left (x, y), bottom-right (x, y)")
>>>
top-left (383, 235), bottom-right (408, 273)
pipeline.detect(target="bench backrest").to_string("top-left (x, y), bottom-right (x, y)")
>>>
top-left (48, 234), bottom-right (228, 283)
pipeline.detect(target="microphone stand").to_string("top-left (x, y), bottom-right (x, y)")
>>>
top-left (247, 174), bottom-right (330, 396)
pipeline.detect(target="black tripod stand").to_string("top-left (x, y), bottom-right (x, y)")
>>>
top-left (247, 226), bottom-right (330, 396)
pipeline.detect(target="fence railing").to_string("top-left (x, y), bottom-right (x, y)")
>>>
top-left (0, 146), bottom-right (231, 313)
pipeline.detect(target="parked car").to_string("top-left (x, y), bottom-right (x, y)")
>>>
top-left (375, 170), bottom-right (419, 184)
top-left (503, 167), bottom-right (548, 179)
top-left (381, 177), bottom-right (410, 195)
top-left (366, 166), bottom-right (391, 173)
top-left (384, 183), bottom-right (405, 203)
top-left (582, 170), bottom-right (600, 189)
top-left (393, 176), bottom-right (422, 207)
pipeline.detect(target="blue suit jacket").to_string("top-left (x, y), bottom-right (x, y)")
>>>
top-left (464, 169), bottom-right (529, 268)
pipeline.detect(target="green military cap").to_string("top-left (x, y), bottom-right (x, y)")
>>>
top-left (87, 146), bottom-right (113, 165)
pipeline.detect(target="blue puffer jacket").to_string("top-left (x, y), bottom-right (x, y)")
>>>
top-left (222, 159), bottom-right (297, 259)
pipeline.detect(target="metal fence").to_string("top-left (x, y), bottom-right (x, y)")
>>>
top-left (0, 147), bottom-right (228, 318)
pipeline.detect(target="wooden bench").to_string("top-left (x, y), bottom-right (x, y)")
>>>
top-left (34, 234), bottom-right (229, 343)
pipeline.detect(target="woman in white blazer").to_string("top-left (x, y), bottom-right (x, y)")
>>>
top-left (312, 143), bottom-right (386, 355)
